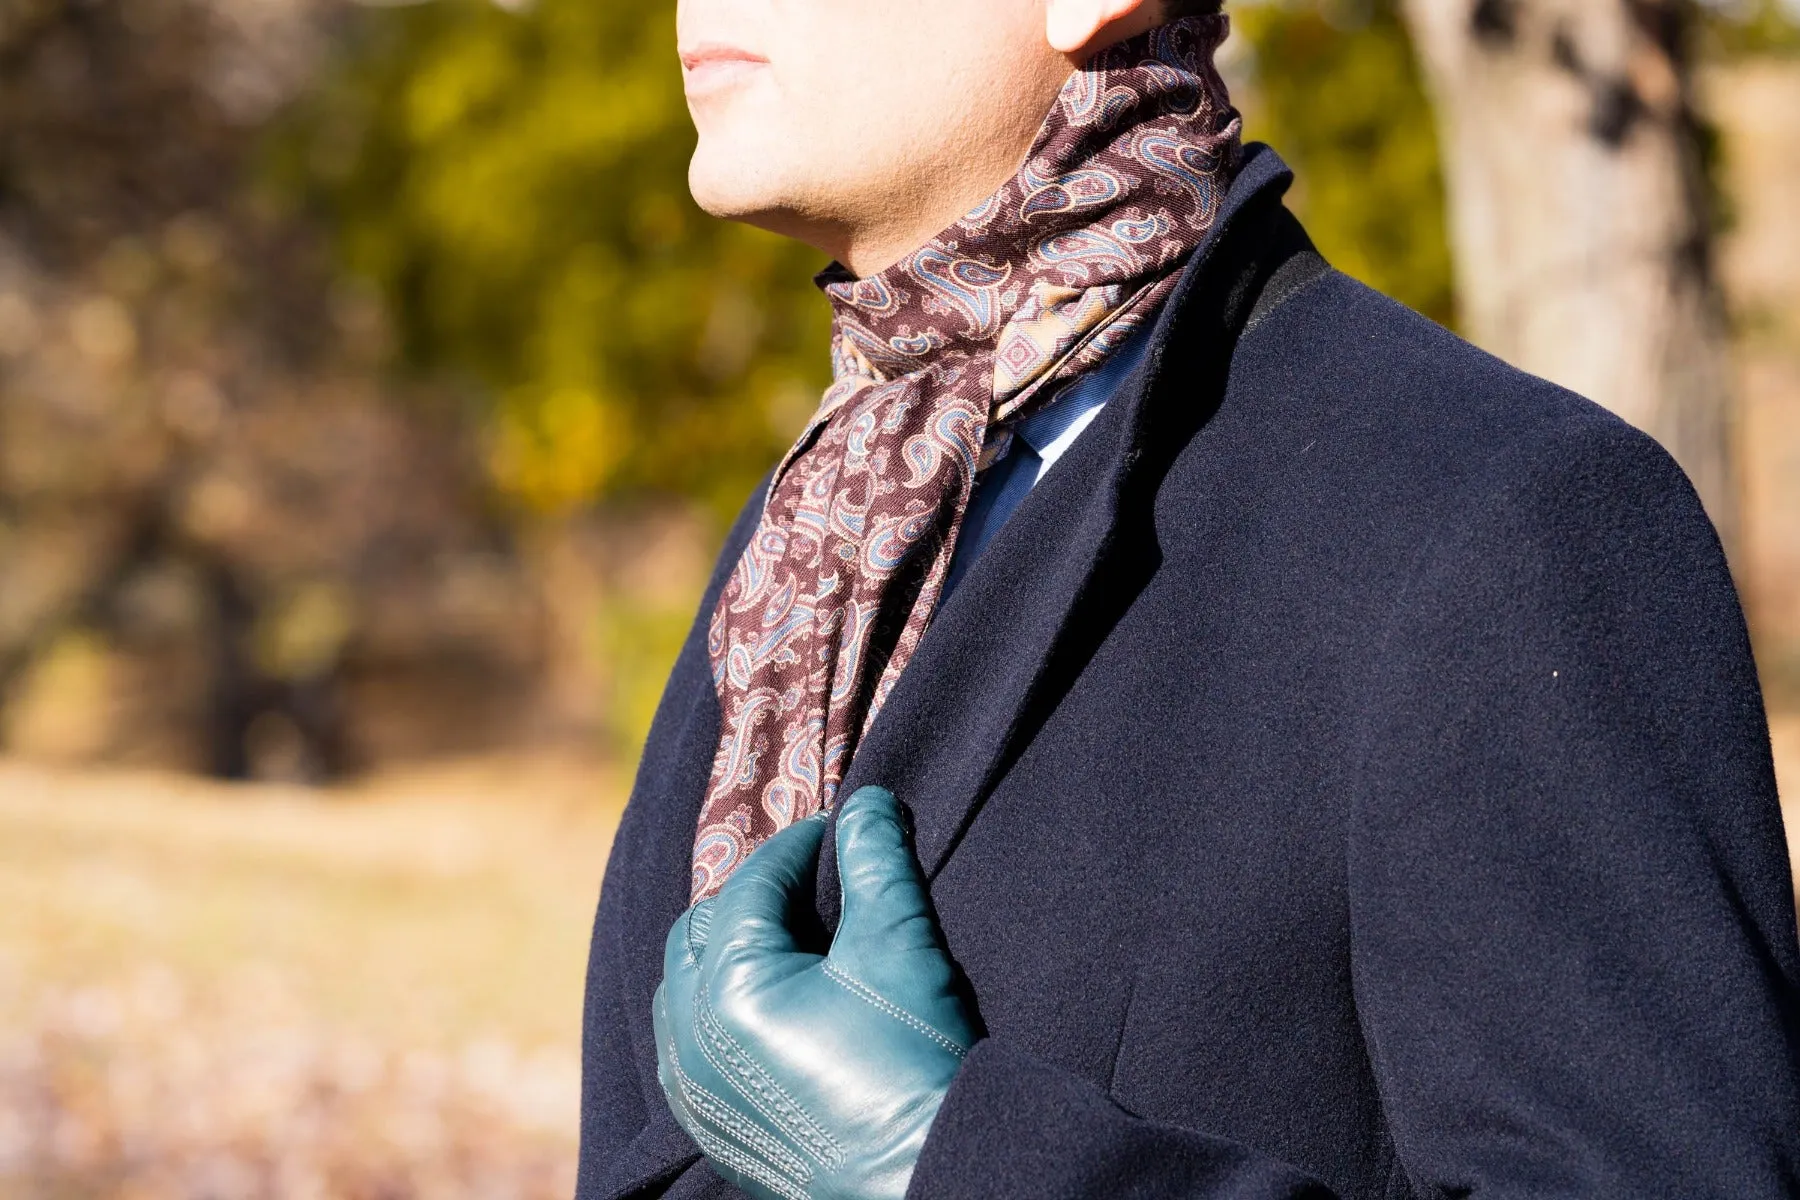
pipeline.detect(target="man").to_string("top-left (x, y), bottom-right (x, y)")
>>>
top-left (578, 0), bottom-right (1800, 1196)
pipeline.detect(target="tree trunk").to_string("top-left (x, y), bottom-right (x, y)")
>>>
top-left (1399, 0), bottom-right (1738, 552)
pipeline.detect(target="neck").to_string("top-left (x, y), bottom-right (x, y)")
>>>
top-left (826, 13), bottom-right (1169, 278)
top-left (830, 189), bottom-right (1017, 282)
top-left (825, 79), bottom-right (1070, 278)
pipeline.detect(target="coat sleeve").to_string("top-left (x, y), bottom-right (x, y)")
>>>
top-left (1346, 414), bottom-right (1800, 1197)
top-left (906, 414), bottom-right (1800, 1200)
top-left (576, 479), bottom-right (774, 1200)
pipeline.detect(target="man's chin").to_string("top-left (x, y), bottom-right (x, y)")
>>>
top-left (686, 154), bottom-right (825, 242)
top-left (687, 152), bottom-right (776, 220)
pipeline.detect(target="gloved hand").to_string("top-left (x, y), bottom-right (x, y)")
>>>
top-left (653, 785), bottom-right (979, 1200)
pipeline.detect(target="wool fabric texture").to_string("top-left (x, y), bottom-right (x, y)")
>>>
top-left (691, 16), bottom-right (1243, 900)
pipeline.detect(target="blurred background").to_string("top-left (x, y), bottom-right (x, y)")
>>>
top-left (0, 0), bottom-right (1795, 1195)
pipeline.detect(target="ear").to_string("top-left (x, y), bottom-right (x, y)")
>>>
top-left (1045, 0), bottom-right (1161, 58)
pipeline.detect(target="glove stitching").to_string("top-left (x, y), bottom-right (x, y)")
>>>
top-left (671, 1047), bottom-right (813, 1182)
top-left (820, 962), bottom-right (969, 1058)
top-left (684, 1108), bottom-right (812, 1200)
top-left (695, 987), bottom-right (845, 1168)
top-left (667, 1032), bottom-right (816, 1187)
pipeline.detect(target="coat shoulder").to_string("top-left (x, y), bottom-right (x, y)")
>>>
top-left (1220, 267), bottom-right (1718, 554)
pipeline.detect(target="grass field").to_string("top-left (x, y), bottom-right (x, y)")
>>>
top-left (2, 720), bottom-right (1796, 1198)
top-left (0, 756), bottom-right (623, 1199)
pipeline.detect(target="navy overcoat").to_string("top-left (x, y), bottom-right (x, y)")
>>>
top-left (576, 149), bottom-right (1800, 1199)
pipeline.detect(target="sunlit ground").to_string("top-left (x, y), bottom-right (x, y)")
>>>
top-left (0, 756), bottom-right (623, 1199)
top-left (2, 721), bottom-right (1797, 1198)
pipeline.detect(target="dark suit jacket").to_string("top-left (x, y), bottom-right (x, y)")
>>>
top-left (576, 148), bottom-right (1800, 1199)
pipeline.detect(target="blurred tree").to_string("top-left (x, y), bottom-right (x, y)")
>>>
top-left (1400, 0), bottom-right (1741, 549)
top-left (3, 0), bottom-right (1788, 778)
top-left (281, 0), bottom-right (836, 759)
top-left (0, 0), bottom-right (553, 780)
top-left (285, 0), bottom-right (831, 524)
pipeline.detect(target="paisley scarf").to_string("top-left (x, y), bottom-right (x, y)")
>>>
top-left (692, 15), bottom-right (1242, 900)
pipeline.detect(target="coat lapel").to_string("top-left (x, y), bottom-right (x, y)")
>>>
top-left (601, 148), bottom-right (1312, 1200)
top-left (815, 148), bottom-right (1303, 928)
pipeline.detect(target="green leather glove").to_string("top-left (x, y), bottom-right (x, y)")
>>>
top-left (653, 785), bottom-right (978, 1200)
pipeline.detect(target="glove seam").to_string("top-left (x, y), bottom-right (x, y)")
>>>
top-left (821, 962), bottom-right (969, 1058)
top-left (685, 1114), bottom-right (812, 1200)
top-left (695, 986), bottom-right (845, 1168)
top-left (666, 1032), bottom-right (816, 1190)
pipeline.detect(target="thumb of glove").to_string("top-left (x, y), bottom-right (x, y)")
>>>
top-left (709, 811), bottom-right (828, 965)
top-left (829, 784), bottom-right (978, 1055)
top-left (833, 786), bottom-right (945, 958)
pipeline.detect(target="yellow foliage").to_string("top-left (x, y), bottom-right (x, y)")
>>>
top-left (487, 385), bottom-right (629, 515)
top-left (1232, 1), bottom-right (1457, 326)
top-left (253, 581), bottom-right (356, 682)
top-left (286, 0), bottom-right (830, 524)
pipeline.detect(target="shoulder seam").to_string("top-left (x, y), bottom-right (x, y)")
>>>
top-left (1242, 250), bottom-right (1332, 338)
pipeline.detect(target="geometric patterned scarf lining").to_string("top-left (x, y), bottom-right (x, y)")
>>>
top-left (692, 16), bottom-right (1243, 900)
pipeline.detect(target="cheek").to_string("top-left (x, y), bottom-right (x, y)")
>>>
top-left (773, 0), bottom-right (1009, 95)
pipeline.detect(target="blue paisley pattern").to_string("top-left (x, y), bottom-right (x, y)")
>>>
top-left (691, 15), bottom-right (1241, 901)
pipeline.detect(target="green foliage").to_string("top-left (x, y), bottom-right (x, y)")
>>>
top-left (593, 589), bottom-right (702, 764)
top-left (1703, 0), bottom-right (1800, 56)
top-left (276, 0), bottom-right (838, 762)
top-left (1232, 1), bottom-right (1458, 327)
top-left (285, 0), bottom-right (830, 521)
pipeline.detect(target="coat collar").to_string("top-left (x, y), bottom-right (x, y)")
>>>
top-left (812, 145), bottom-right (1306, 928)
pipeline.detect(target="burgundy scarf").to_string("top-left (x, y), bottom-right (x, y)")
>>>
top-left (691, 16), bottom-right (1242, 900)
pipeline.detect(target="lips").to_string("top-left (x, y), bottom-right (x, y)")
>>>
top-left (679, 43), bottom-right (770, 72)
top-left (680, 43), bottom-right (771, 94)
